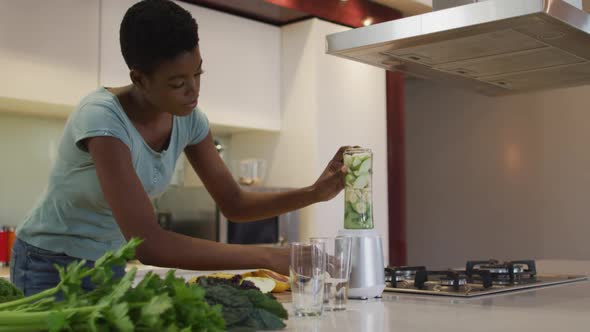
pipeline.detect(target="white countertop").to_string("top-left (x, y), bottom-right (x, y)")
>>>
top-left (4, 261), bottom-right (590, 331)
top-left (133, 262), bottom-right (590, 332)
top-left (278, 280), bottom-right (590, 332)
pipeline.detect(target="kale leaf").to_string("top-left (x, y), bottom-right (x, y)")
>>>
top-left (196, 280), bottom-right (288, 332)
top-left (0, 278), bottom-right (23, 304)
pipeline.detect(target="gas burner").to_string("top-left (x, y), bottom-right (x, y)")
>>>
top-left (385, 266), bottom-right (426, 288)
top-left (415, 270), bottom-right (470, 291)
top-left (383, 259), bottom-right (586, 297)
top-left (466, 260), bottom-right (536, 285)
top-left (441, 276), bottom-right (467, 287)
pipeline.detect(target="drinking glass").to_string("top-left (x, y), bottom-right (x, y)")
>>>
top-left (290, 240), bottom-right (327, 317)
top-left (310, 236), bottom-right (353, 311)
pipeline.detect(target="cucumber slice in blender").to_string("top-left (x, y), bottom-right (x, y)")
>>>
top-left (352, 157), bottom-right (362, 169)
top-left (345, 173), bottom-right (356, 186)
top-left (346, 189), bottom-right (359, 204)
top-left (358, 158), bottom-right (371, 174)
top-left (353, 174), bottom-right (369, 189)
top-left (354, 201), bottom-right (367, 214)
top-left (344, 154), bottom-right (353, 168)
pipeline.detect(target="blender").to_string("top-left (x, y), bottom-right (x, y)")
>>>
top-left (338, 148), bottom-right (385, 299)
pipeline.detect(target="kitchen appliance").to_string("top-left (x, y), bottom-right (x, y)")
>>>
top-left (384, 259), bottom-right (588, 297)
top-left (326, 0), bottom-right (590, 96)
top-left (155, 186), bottom-right (218, 242)
top-left (339, 229), bottom-right (385, 299)
top-left (340, 148), bottom-right (386, 299)
top-left (218, 186), bottom-right (300, 246)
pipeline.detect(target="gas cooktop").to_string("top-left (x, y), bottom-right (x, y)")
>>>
top-left (384, 259), bottom-right (587, 297)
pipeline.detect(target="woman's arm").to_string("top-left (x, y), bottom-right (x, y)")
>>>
top-left (184, 132), bottom-right (348, 222)
top-left (86, 136), bottom-right (289, 274)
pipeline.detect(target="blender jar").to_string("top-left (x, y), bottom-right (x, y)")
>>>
top-left (343, 148), bottom-right (373, 229)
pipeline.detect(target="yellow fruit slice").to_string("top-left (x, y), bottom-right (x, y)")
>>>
top-left (243, 277), bottom-right (276, 294)
top-left (251, 269), bottom-right (291, 293)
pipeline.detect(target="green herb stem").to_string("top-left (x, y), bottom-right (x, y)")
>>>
top-left (0, 305), bottom-right (99, 332)
top-left (0, 287), bottom-right (58, 311)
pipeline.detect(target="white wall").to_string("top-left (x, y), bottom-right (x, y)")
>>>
top-left (405, 78), bottom-right (590, 268)
top-left (230, 19), bottom-right (389, 261)
top-left (0, 114), bottom-right (65, 227)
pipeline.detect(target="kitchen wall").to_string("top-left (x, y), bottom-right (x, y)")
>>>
top-left (405, 78), bottom-right (590, 268)
top-left (230, 18), bottom-right (389, 261)
top-left (0, 113), bottom-right (66, 227)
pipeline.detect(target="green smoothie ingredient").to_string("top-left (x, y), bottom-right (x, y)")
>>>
top-left (343, 150), bottom-right (373, 229)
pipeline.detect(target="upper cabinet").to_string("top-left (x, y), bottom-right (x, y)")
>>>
top-left (100, 0), bottom-right (281, 132)
top-left (0, 0), bottom-right (100, 108)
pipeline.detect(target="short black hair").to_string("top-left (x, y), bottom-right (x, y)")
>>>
top-left (120, 0), bottom-right (199, 74)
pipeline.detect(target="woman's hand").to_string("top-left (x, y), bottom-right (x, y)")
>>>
top-left (312, 146), bottom-right (351, 202)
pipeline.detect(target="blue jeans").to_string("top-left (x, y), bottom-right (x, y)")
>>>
top-left (10, 237), bottom-right (125, 297)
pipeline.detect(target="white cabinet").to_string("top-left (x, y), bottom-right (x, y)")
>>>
top-left (99, 0), bottom-right (281, 132)
top-left (182, 4), bottom-right (281, 132)
top-left (0, 0), bottom-right (99, 108)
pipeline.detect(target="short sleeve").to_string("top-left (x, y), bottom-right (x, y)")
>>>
top-left (187, 108), bottom-right (210, 146)
top-left (71, 102), bottom-right (132, 152)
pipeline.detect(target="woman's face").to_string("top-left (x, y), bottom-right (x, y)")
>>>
top-left (134, 47), bottom-right (203, 116)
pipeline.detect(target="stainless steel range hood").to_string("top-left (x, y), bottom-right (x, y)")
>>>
top-left (326, 0), bottom-right (590, 96)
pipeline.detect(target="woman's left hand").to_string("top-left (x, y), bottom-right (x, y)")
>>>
top-left (312, 146), bottom-right (350, 202)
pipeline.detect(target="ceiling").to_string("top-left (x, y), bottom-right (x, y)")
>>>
top-left (180, 0), bottom-right (405, 28)
top-left (181, 1), bottom-right (590, 23)
top-left (180, 0), bottom-right (312, 26)
top-left (372, 0), bottom-right (432, 16)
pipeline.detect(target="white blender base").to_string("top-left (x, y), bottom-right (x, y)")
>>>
top-left (348, 284), bottom-right (385, 300)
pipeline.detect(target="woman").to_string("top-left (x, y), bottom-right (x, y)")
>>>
top-left (10, 0), bottom-right (347, 296)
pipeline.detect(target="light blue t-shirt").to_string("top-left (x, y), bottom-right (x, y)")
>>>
top-left (16, 87), bottom-right (209, 261)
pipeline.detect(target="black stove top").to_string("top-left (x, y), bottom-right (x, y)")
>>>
top-left (384, 259), bottom-right (587, 297)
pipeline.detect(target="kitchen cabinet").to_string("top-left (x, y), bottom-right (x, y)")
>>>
top-left (0, 0), bottom-right (100, 110)
top-left (100, 0), bottom-right (281, 132)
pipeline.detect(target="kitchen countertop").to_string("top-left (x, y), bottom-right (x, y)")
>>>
top-left (128, 262), bottom-right (590, 332)
top-left (3, 262), bottom-right (590, 331)
top-left (278, 280), bottom-right (590, 332)
top-left (277, 260), bottom-right (590, 332)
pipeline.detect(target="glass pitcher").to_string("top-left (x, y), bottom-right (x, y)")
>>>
top-left (343, 147), bottom-right (373, 229)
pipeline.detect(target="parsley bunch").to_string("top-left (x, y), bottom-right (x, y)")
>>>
top-left (0, 238), bottom-right (225, 332)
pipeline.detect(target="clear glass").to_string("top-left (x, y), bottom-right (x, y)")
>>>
top-left (310, 236), bottom-right (353, 311)
top-left (235, 158), bottom-right (267, 185)
top-left (343, 148), bottom-right (373, 229)
top-left (290, 240), bottom-right (327, 317)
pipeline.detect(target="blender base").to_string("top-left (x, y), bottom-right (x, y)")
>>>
top-left (348, 284), bottom-right (386, 300)
top-left (338, 229), bottom-right (386, 300)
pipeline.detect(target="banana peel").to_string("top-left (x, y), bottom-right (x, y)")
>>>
top-left (242, 269), bottom-right (290, 293)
